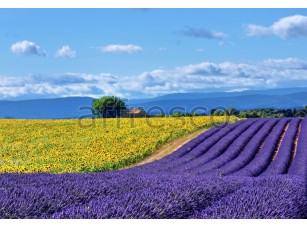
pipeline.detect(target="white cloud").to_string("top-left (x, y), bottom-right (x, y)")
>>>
top-left (11, 40), bottom-right (46, 56)
top-left (245, 24), bottom-right (270, 37)
top-left (180, 26), bottom-right (227, 40)
top-left (227, 88), bottom-right (250, 93)
top-left (100, 44), bottom-right (143, 54)
top-left (218, 41), bottom-right (225, 47)
top-left (55, 45), bottom-right (76, 58)
top-left (158, 47), bottom-right (167, 52)
top-left (246, 15), bottom-right (307, 39)
top-left (1, 58), bottom-right (307, 99)
top-left (196, 48), bottom-right (205, 52)
top-left (263, 58), bottom-right (307, 69)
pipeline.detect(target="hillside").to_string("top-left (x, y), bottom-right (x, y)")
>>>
top-left (0, 97), bottom-right (94, 119)
top-left (0, 87), bottom-right (306, 119)
top-left (131, 92), bottom-right (307, 114)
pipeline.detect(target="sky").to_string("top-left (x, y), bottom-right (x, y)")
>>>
top-left (1, 8), bottom-right (307, 100)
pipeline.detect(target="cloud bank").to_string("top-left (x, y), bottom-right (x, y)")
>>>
top-left (246, 15), bottom-right (307, 39)
top-left (100, 44), bottom-right (143, 54)
top-left (11, 40), bottom-right (46, 56)
top-left (1, 58), bottom-right (307, 100)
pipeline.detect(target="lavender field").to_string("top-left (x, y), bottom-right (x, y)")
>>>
top-left (0, 118), bottom-right (307, 219)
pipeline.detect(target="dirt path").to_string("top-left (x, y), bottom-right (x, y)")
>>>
top-left (289, 120), bottom-right (302, 166)
top-left (124, 128), bottom-right (207, 169)
top-left (271, 122), bottom-right (289, 161)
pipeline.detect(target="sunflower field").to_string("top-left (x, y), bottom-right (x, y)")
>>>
top-left (0, 116), bottom-right (237, 173)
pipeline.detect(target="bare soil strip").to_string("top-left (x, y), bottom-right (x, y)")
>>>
top-left (288, 120), bottom-right (302, 170)
top-left (255, 131), bottom-right (270, 157)
top-left (271, 123), bottom-right (289, 161)
top-left (125, 129), bottom-right (207, 169)
top-left (251, 121), bottom-right (278, 160)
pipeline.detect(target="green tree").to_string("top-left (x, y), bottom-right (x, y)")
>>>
top-left (227, 107), bottom-right (240, 116)
top-left (295, 109), bottom-right (306, 117)
top-left (170, 112), bottom-right (185, 117)
top-left (92, 96), bottom-right (127, 118)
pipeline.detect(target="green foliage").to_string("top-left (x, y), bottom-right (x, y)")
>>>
top-left (237, 107), bottom-right (307, 118)
top-left (210, 108), bottom-right (236, 116)
top-left (207, 106), bottom-right (307, 118)
top-left (169, 112), bottom-right (201, 117)
top-left (170, 112), bottom-right (186, 117)
top-left (92, 96), bottom-right (127, 118)
top-left (227, 108), bottom-right (240, 116)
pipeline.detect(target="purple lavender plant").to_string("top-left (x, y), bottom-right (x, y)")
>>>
top-left (0, 118), bottom-right (306, 219)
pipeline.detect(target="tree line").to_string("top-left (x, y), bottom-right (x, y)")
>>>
top-left (215, 107), bottom-right (307, 118)
top-left (167, 107), bottom-right (307, 118)
top-left (92, 96), bottom-right (307, 118)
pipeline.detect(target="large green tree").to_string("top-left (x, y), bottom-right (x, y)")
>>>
top-left (92, 96), bottom-right (127, 118)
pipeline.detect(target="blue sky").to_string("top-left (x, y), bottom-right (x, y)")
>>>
top-left (1, 8), bottom-right (307, 100)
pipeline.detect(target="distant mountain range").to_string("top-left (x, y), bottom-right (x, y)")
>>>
top-left (0, 97), bottom-right (94, 119)
top-left (0, 87), bottom-right (306, 119)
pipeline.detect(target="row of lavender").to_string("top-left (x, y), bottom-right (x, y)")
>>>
top-left (133, 117), bottom-right (305, 177)
top-left (0, 172), bottom-right (306, 218)
top-left (0, 118), bottom-right (306, 218)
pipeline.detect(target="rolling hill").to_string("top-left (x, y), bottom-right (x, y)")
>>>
top-left (0, 87), bottom-right (306, 119)
top-left (0, 97), bottom-right (94, 119)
